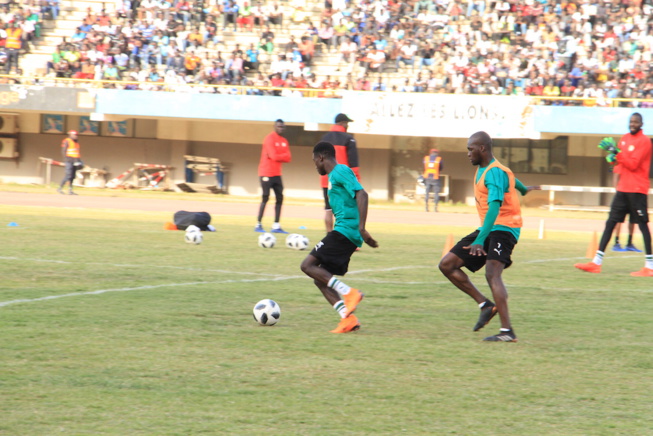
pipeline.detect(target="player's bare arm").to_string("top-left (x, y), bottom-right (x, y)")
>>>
top-left (355, 189), bottom-right (379, 248)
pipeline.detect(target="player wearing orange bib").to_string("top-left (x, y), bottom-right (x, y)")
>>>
top-left (439, 131), bottom-right (539, 342)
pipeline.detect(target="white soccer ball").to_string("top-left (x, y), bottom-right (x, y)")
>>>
top-left (185, 230), bottom-right (203, 245)
top-left (186, 224), bottom-right (201, 233)
top-left (285, 233), bottom-right (300, 248)
top-left (253, 299), bottom-right (281, 326)
top-left (293, 234), bottom-right (309, 250)
top-left (258, 232), bottom-right (276, 248)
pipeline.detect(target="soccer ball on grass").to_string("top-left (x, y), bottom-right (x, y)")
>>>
top-left (253, 299), bottom-right (281, 326)
top-left (258, 232), bottom-right (276, 248)
top-left (285, 233), bottom-right (309, 250)
top-left (184, 228), bottom-right (203, 245)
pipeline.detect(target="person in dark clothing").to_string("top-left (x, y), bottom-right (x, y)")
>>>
top-left (319, 113), bottom-right (360, 232)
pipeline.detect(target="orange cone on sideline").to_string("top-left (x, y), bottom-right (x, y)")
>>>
top-left (586, 231), bottom-right (598, 258)
top-left (164, 222), bottom-right (177, 230)
top-left (442, 234), bottom-right (455, 258)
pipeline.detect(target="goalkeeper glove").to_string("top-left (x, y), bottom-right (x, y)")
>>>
top-left (598, 137), bottom-right (620, 154)
top-left (606, 153), bottom-right (618, 165)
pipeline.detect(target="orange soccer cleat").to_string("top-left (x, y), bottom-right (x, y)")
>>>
top-left (343, 288), bottom-right (364, 317)
top-left (630, 267), bottom-right (653, 277)
top-left (330, 315), bottom-right (361, 334)
top-left (574, 262), bottom-right (601, 274)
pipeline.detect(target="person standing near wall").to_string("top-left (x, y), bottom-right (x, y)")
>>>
top-left (255, 119), bottom-right (292, 233)
top-left (320, 113), bottom-right (360, 232)
top-left (611, 163), bottom-right (641, 252)
top-left (57, 130), bottom-right (82, 195)
top-left (575, 113), bottom-right (653, 276)
top-left (422, 148), bottom-right (443, 212)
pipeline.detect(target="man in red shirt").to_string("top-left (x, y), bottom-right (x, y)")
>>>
top-left (255, 119), bottom-right (292, 233)
top-left (575, 113), bottom-right (653, 276)
top-left (319, 113), bottom-right (360, 232)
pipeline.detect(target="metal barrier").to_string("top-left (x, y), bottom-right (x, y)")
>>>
top-left (540, 184), bottom-right (653, 212)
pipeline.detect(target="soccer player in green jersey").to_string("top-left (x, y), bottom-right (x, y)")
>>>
top-left (300, 141), bottom-right (379, 333)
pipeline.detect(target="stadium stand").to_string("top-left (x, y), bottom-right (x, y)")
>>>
top-left (9, 0), bottom-right (653, 105)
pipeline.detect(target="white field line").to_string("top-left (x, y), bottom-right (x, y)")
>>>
top-left (0, 256), bottom-right (283, 277)
top-left (0, 275), bottom-right (306, 308)
top-left (1, 255), bottom-right (649, 309)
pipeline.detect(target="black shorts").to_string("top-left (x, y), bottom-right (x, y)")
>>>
top-left (450, 230), bottom-right (517, 272)
top-left (323, 187), bottom-right (331, 211)
top-left (64, 158), bottom-right (80, 181)
top-left (609, 192), bottom-right (649, 224)
top-left (618, 212), bottom-right (637, 224)
top-left (260, 176), bottom-right (283, 197)
top-left (310, 230), bottom-right (357, 276)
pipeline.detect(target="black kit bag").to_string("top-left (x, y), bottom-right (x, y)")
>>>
top-left (174, 211), bottom-right (212, 231)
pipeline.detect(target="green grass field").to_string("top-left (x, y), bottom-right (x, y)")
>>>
top-left (1, 201), bottom-right (652, 435)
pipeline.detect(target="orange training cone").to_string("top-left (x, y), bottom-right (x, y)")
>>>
top-left (164, 222), bottom-right (177, 230)
top-left (586, 231), bottom-right (598, 258)
top-left (442, 233), bottom-right (455, 258)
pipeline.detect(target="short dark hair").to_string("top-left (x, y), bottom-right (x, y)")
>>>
top-left (313, 141), bottom-right (335, 158)
top-left (275, 119), bottom-right (284, 124)
top-left (470, 131), bottom-right (493, 150)
top-left (632, 112), bottom-right (643, 122)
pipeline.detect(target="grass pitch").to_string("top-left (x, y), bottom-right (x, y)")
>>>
top-left (1, 201), bottom-right (652, 435)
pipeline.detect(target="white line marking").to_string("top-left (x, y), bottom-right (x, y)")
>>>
top-left (0, 256), bottom-right (284, 277)
top-left (1, 254), bottom-right (650, 309)
top-left (524, 255), bottom-right (640, 264)
top-left (0, 275), bottom-right (306, 308)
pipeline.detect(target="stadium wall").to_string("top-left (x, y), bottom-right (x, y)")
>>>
top-left (0, 86), bottom-right (650, 206)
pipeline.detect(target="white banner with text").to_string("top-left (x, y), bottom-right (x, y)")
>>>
top-left (342, 92), bottom-right (538, 139)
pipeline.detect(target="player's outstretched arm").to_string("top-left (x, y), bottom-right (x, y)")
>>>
top-left (515, 178), bottom-right (541, 195)
top-left (355, 189), bottom-right (378, 248)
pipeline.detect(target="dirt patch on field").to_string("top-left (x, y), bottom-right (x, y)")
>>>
top-left (0, 191), bottom-right (605, 233)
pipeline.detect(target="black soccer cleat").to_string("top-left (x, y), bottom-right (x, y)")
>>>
top-left (483, 330), bottom-right (518, 342)
top-left (473, 301), bottom-right (497, 331)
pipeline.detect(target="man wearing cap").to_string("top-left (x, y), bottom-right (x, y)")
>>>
top-left (423, 148), bottom-right (443, 212)
top-left (57, 130), bottom-right (83, 195)
top-left (320, 113), bottom-right (360, 232)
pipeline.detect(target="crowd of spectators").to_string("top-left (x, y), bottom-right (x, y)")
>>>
top-left (16, 0), bottom-right (653, 106)
top-left (0, 1), bottom-right (47, 74)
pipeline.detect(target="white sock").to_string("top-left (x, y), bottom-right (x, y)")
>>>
top-left (333, 300), bottom-right (347, 318)
top-left (646, 255), bottom-right (653, 270)
top-left (592, 251), bottom-right (604, 265)
top-left (500, 328), bottom-right (512, 332)
top-left (327, 277), bottom-right (351, 296)
top-left (272, 222), bottom-right (280, 230)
